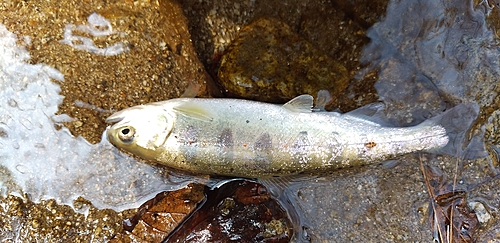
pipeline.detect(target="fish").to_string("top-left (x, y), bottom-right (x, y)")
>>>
top-left (105, 94), bottom-right (480, 178)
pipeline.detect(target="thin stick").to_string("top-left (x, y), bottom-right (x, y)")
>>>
top-left (419, 154), bottom-right (444, 243)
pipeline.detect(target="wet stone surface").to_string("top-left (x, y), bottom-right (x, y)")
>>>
top-left (268, 153), bottom-right (495, 242)
top-left (217, 17), bottom-right (349, 103)
top-left (182, 0), bottom-right (386, 110)
top-left (0, 195), bottom-right (129, 242)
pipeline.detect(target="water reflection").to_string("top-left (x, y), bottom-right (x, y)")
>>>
top-left (359, 0), bottom-right (500, 122)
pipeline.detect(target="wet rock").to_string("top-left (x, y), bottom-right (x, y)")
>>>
top-left (484, 108), bottom-right (500, 165)
top-left (298, 1), bottom-right (385, 111)
top-left (0, 195), bottom-right (127, 242)
top-left (331, 0), bottom-right (389, 28)
top-left (2, 0), bottom-right (211, 144)
top-left (218, 17), bottom-right (349, 103)
top-left (266, 152), bottom-right (492, 242)
top-left (484, 0), bottom-right (500, 42)
top-left (182, 0), bottom-right (386, 110)
top-left (180, 0), bottom-right (255, 66)
top-left (165, 179), bottom-right (292, 243)
top-left (263, 157), bottom-right (430, 242)
top-left (110, 184), bottom-right (205, 243)
top-left (468, 201), bottom-right (491, 225)
top-left (299, 5), bottom-right (368, 75)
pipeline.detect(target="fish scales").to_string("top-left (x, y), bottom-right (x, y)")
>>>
top-left (104, 95), bottom-right (468, 178)
top-left (166, 99), bottom-right (345, 175)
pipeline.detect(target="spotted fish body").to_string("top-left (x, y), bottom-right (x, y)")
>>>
top-left (106, 95), bottom-right (474, 178)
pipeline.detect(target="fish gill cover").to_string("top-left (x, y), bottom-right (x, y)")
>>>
top-left (0, 24), bottom-right (190, 213)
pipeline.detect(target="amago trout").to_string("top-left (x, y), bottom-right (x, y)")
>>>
top-left (106, 95), bottom-right (479, 178)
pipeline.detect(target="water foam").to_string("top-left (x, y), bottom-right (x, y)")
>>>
top-left (0, 24), bottom-right (190, 212)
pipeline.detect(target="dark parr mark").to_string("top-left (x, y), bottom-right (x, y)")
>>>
top-left (254, 133), bottom-right (272, 151)
top-left (326, 132), bottom-right (341, 160)
top-left (217, 128), bottom-right (234, 148)
top-left (290, 131), bottom-right (311, 164)
top-left (179, 125), bottom-right (198, 145)
top-left (292, 131), bottom-right (310, 151)
top-left (252, 133), bottom-right (273, 171)
top-left (215, 129), bottom-right (235, 165)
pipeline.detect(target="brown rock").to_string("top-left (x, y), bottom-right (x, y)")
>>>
top-left (218, 17), bottom-right (349, 103)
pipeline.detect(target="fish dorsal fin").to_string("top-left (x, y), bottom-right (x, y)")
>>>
top-left (173, 102), bottom-right (213, 122)
top-left (283, 94), bottom-right (313, 113)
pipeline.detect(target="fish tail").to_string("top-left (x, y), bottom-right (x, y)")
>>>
top-left (422, 103), bottom-right (486, 159)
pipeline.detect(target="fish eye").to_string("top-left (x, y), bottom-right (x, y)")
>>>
top-left (118, 126), bottom-right (135, 143)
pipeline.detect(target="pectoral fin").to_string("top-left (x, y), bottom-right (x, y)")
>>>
top-left (283, 94), bottom-right (313, 113)
top-left (173, 103), bottom-right (213, 122)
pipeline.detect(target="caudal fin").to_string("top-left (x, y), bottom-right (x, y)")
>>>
top-left (422, 103), bottom-right (486, 159)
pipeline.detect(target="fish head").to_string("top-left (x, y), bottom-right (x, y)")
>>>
top-left (106, 103), bottom-right (175, 159)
